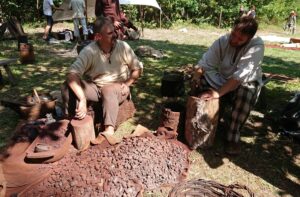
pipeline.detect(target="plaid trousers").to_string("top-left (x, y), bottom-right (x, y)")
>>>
top-left (194, 76), bottom-right (260, 142)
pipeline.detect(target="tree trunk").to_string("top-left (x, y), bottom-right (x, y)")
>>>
top-left (70, 115), bottom-right (95, 151)
top-left (185, 96), bottom-right (219, 149)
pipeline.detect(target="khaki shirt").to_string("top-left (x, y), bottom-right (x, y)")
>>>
top-left (68, 40), bottom-right (143, 87)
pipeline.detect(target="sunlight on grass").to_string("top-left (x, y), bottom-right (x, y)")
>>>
top-left (1, 23), bottom-right (300, 196)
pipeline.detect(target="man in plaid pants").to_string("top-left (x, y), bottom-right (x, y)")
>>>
top-left (191, 16), bottom-right (264, 155)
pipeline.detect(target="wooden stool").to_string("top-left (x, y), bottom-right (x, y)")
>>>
top-left (0, 58), bottom-right (17, 85)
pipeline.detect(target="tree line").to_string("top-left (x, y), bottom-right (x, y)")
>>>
top-left (0, 0), bottom-right (298, 27)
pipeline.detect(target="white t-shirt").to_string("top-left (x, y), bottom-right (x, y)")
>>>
top-left (43, 0), bottom-right (54, 16)
top-left (69, 0), bottom-right (86, 19)
top-left (196, 34), bottom-right (264, 89)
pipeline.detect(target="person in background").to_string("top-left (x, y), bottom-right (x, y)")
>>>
top-left (69, 0), bottom-right (88, 42)
top-left (95, 0), bottom-right (122, 28)
top-left (42, 0), bottom-right (63, 40)
top-left (61, 16), bottom-right (143, 144)
top-left (247, 5), bottom-right (256, 18)
top-left (191, 16), bottom-right (264, 155)
top-left (284, 10), bottom-right (297, 34)
top-left (239, 5), bottom-right (246, 17)
top-left (95, 0), bottom-right (138, 39)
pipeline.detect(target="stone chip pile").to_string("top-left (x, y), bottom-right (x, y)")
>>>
top-left (24, 136), bottom-right (189, 196)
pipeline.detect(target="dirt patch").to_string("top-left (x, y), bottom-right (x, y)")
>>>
top-left (23, 136), bottom-right (189, 196)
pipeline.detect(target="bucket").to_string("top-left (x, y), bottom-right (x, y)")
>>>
top-left (161, 71), bottom-right (185, 97)
top-left (20, 43), bottom-right (35, 64)
top-left (17, 35), bottom-right (28, 50)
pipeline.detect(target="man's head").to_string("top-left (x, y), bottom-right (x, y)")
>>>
top-left (291, 10), bottom-right (296, 16)
top-left (229, 16), bottom-right (258, 47)
top-left (94, 16), bottom-right (117, 46)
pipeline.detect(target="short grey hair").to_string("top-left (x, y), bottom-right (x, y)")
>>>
top-left (94, 16), bottom-right (113, 34)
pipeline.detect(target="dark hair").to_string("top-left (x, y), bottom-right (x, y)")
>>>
top-left (233, 16), bottom-right (258, 38)
top-left (94, 16), bottom-right (113, 34)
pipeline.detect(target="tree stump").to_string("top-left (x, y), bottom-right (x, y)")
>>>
top-left (70, 115), bottom-right (95, 151)
top-left (185, 96), bottom-right (219, 149)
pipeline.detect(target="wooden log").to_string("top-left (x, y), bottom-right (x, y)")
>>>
top-left (3, 64), bottom-right (16, 85)
top-left (70, 115), bottom-right (95, 151)
top-left (0, 58), bottom-right (17, 85)
top-left (185, 96), bottom-right (219, 149)
top-left (7, 17), bottom-right (26, 37)
top-left (290, 38), bottom-right (300, 43)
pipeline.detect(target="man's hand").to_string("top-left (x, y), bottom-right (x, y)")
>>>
top-left (191, 67), bottom-right (203, 90)
top-left (75, 99), bottom-right (87, 119)
top-left (190, 67), bottom-right (203, 95)
top-left (199, 89), bottom-right (220, 101)
top-left (121, 83), bottom-right (130, 96)
top-left (114, 21), bottom-right (121, 29)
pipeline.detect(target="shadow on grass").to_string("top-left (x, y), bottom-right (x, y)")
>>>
top-left (126, 39), bottom-right (206, 130)
top-left (0, 38), bottom-right (75, 99)
top-left (1, 35), bottom-right (300, 195)
top-left (127, 40), bottom-right (300, 196)
top-left (262, 55), bottom-right (300, 78)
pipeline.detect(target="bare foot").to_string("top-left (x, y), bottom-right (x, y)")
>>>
top-left (90, 134), bottom-right (106, 145)
top-left (101, 133), bottom-right (121, 145)
top-left (103, 125), bottom-right (114, 135)
top-left (91, 125), bottom-right (122, 145)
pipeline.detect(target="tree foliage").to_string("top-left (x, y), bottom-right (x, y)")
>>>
top-left (152, 0), bottom-right (299, 27)
top-left (0, 0), bottom-right (62, 22)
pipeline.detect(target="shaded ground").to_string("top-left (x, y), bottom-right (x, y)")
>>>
top-left (0, 23), bottom-right (300, 196)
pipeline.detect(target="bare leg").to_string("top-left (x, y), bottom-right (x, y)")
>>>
top-left (91, 83), bottom-right (129, 145)
top-left (43, 25), bottom-right (51, 40)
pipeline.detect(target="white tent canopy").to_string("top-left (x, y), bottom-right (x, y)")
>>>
top-left (119, 0), bottom-right (161, 10)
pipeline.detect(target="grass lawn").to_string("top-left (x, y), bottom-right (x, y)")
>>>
top-left (0, 22), bottom-right (300, 196)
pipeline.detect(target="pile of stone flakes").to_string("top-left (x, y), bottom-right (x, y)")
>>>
top-left (23, 136), bottom-right (190, 196)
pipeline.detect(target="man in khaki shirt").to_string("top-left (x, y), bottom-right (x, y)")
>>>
top-left (62, 16), bottom-right (143, 143)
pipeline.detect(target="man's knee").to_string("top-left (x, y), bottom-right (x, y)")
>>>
top-left (101, 84), bottom-right (119, 97)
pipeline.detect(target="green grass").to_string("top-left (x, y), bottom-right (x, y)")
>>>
top-left (0, 24), bottom-right (300, 196)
